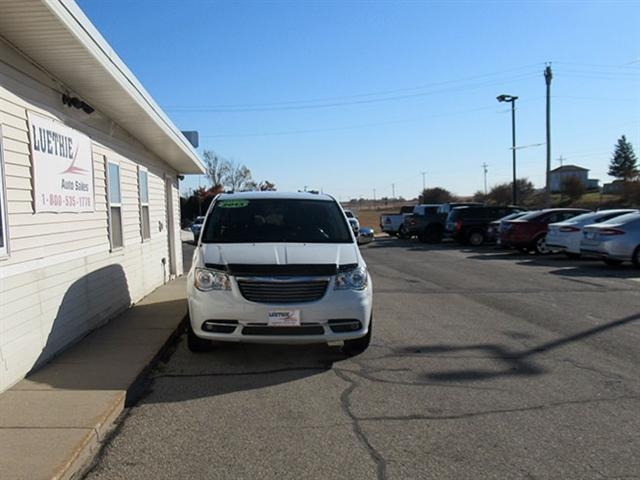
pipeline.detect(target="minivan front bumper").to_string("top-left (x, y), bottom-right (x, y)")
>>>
top-left (187, 274), bottom-right (373, 344)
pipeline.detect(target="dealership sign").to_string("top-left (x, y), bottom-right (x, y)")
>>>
top-left (28, 112), bottom-right (94, 212)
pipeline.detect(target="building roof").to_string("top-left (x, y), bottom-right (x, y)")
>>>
top-left (0, 0), bottom-right (204, 174)
top-left (550, 165), bottom-right (589, 173)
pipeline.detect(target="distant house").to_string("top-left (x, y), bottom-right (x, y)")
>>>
top-left (603, 180), bottom-right (625, 195)
top-left (549, 165), bottom-right (589, 193)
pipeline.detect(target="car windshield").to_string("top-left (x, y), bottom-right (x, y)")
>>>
top-left (202, 198), bottom-right (353, 243)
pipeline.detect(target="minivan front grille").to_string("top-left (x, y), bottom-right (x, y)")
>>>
top-left (237, 280), bottom-right (328, 303)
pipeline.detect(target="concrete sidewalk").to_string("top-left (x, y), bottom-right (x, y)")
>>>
top-left (0, 277), bottom-right (188, 480)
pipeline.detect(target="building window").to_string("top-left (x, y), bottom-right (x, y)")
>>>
top-left (0, 126), bottom-right (8, 257)
top-left (106, 159), bottom-right (123, 249)
top-left (138, 167), bottom-right (150, 240)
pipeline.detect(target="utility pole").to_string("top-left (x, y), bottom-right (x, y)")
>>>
top-left (373, 188), bottom-right (376, 205)
top-left (544, 64), bottom-right (553, 208)
top-left (556, 155), bottom-right (565, 167)
top-left (482, 163), bottom-right (489, 196)
top-left (496, 94), bottom-right (518, 205)
top-left (421, 172), bottom-right (426, 192)
top-left (391, 183), bottom-right (395, 199)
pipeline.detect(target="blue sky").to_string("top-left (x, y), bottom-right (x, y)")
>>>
top-left (77, 0), bottom-right (639, 200)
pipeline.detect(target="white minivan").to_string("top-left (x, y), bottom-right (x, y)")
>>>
top-left (187, 192), bottom-right (374, 354)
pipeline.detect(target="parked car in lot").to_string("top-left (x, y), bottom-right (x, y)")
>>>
top-left (187, 192), bottom-right (374, 354)
top-left (190, 216), bottom-right (206, 241)
top-left (445, 205), bottom-right (524, 246)
top-left (500, 208), bottom-right (590, 254)
top-left (488, 211), bottom-right (531, 244)
top-left (344, 209), bottom-right (360, 237)
top-left (409, 202), bottom-right (483, 243)
top-left (580, 211), bottom-right (640, 267)
top-left (380, 205), bottom-right (416, 237)
top-left (546, 209), bottom-right (638, 258)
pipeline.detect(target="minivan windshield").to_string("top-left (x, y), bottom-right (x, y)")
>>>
top-left (202, 198), bottom-right (353, 243)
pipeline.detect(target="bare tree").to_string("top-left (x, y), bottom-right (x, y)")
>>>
top-left (202, 150), bottom-right (230, 188)
top-left (226, 160), bottom-right (254, 191)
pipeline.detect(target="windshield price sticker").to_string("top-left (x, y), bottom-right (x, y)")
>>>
top-left (268, 310), bottom-right (301, 326)
top-left (219, 200), bottom-right (249, 208)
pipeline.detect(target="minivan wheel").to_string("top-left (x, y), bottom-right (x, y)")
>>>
top-left (343, 317), bottom-right (372, 355)
top-left (187, 318), bottom-right (213, 352)
top-left (468, 231), bottom-right (485, 247)
top-left (633, 246), bottom-right (640, 268)
top-left (534, 235), bottom-right (550, 255)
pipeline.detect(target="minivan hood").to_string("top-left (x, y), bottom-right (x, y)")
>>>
top-left (200, 243), bottom-right (360, 267)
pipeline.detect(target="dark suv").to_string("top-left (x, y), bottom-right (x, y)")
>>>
top-left (445, 206), bottom-right (524, 246)
top-left (407, 202), bottom-right (483, 243)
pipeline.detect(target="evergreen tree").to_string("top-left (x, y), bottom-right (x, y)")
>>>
top-left (608, 135), bottom-right (639, 181)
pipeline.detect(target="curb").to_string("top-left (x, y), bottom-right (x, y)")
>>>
top-left (71, 315), bottom-right (188, 479)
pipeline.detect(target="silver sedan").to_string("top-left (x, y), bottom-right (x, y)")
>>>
top-left (580, 211), bottom-right (640, 267)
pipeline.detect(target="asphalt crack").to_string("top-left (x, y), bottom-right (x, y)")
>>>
top-left (356, 394), bottom-right (640, 423)
top-left (334, 368), bottom-right (388, 480)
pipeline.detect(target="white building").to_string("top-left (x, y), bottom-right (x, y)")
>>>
top-left (0, 0), bottom-right (204, 392)
top-left (549, 165), bottom-right (589, 193)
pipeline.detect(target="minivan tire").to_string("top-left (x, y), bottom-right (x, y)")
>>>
top-left (343, 317), bottom-right (372, 355)
top-left (633, 246), bottom-right (640, 268)
top-left (187, 318), bottom-right (213, 352)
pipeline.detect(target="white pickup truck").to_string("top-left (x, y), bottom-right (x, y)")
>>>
top-left (379, 205), bottom-right (416, 237)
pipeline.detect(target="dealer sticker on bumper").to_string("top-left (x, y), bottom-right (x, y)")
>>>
top-left (268, 310), bottom-right (301, 326)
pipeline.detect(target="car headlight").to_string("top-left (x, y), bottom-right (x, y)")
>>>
top-left (335, 266), bottom-right (368, 290)
top-left (194, 267), bottom-right (231, 291)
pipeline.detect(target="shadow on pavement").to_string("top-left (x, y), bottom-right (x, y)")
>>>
top-left (468, 250), bottom-right (640, 279)
top-left (396, 312), bottom-right (640, 382)
top-left (142, 342), bottom-right (350, 403)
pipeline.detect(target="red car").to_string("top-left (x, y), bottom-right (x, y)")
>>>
top-left (500, 208), bottom-right (590, 254)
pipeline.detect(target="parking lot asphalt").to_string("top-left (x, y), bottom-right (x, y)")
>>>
top-left (86, 238), bottom-right (640, 480)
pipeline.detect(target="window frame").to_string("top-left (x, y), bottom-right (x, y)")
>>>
top-left (0, 125), bottom-right (9, 258)
top-left (105, 157), bottom-right (124, 251)
top-left (138, 166), bottom-right (151, 242)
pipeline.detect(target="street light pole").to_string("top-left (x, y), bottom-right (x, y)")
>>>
top-left (497, 94), bottom-right (519, 205)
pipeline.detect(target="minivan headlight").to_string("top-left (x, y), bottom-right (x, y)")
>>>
top-left (194, 268), bottom-right (231, 291)
top-left (335, 266), bottom-right (368, 290)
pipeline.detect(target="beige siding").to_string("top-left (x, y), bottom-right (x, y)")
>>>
top-left (0, 43), bottom-right (184, 392)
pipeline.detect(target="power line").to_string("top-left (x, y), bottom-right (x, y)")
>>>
top-left (165, 63), bottom-right (544, 111)
top-left (166, 72), bottom-right (541, 113)
top-left (199, 100), bottom-right (546, 139)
